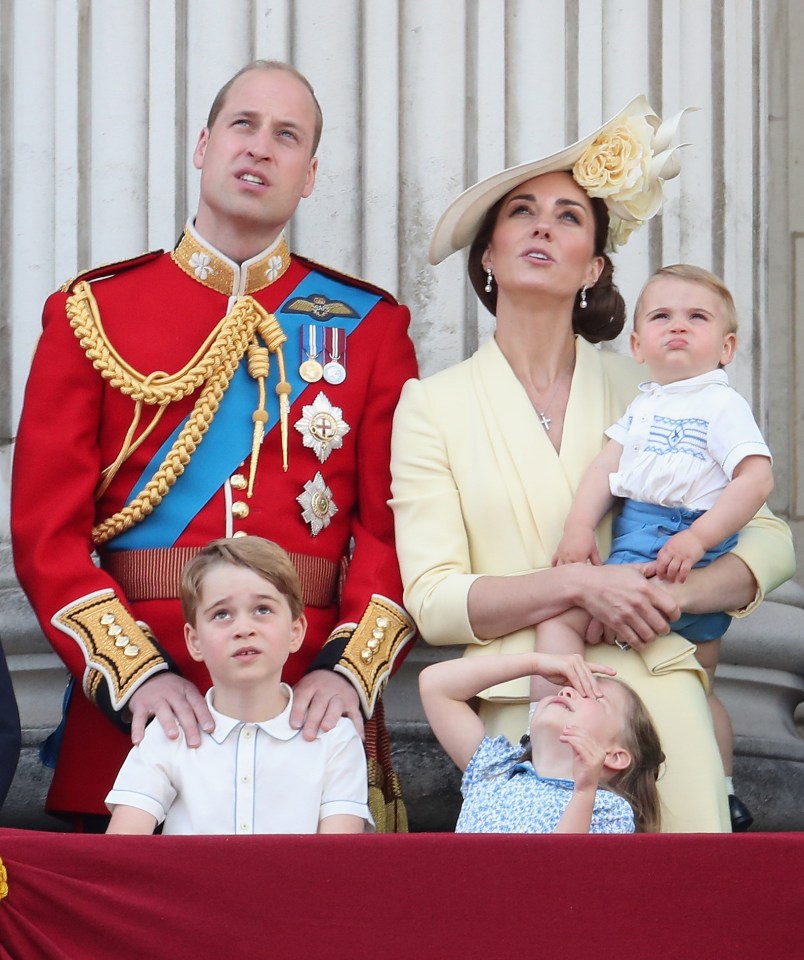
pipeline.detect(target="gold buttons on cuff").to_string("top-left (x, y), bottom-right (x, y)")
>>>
top-left (232, 501), bottom-right (250, 519)
top-left (360, 615), bottom-right (390, 664)
top-left (230, 474), bottom-right (248, 491)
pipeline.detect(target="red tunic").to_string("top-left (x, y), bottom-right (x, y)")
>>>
top-left (12, 229), bottom-right (418, 815)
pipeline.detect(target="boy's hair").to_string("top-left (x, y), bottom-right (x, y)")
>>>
top-left (206, 59), bottom-right (323, 155)
top-left (607, 680), bottom-right (665, 833)
top-left (180, 537), bottom-right (304, 625)
top-left (634, 263), bottom-right (738, 334)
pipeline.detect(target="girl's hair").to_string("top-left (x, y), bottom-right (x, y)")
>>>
top-left (518, 679), bottom-right (665, 832)
top-left (606, 680), bottom-right (665, 833)
top-left (467, 185), bottom-right (626, 343)
top-left (180, 536), bottom-right (304, 625)
top-left (634, 263), bottom-right (738, 334)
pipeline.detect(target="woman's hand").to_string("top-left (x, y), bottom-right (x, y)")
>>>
top-left (574, 563), bottom-right (679, 650)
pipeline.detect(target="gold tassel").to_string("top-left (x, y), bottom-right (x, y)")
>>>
top-left (257, 314), bottom-right (291, 473)
top-left (246, 344), bottom-right (270, 498)
top-left (275, 347), bottom-right (291, 472)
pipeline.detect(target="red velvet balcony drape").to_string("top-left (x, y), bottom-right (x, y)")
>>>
top-left (1, 829), bottom-right (803, 959)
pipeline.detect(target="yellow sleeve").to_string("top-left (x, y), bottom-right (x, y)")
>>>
top-left (728, 504), bottom-right (796, 617)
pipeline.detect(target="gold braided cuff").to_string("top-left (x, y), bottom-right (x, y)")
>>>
top-left (333, 596), bottom-right (415, 717)
top-left (51, 590), bottom-right (169, 711)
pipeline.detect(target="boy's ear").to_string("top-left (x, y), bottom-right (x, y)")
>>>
top-left (630, 330), bottom-right (646, 365)
top-left (185, 623), bottom-right (205, 663)
top-left (720, 331), bottom-right (737, 366)
top-left (289, 614), bottom-right (307, 653)
top-left (604, 746), bottom-right (632, 773)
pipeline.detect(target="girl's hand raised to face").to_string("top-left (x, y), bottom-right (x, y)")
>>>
top-left (530, 652), bottom-right (616, 700)
top-left (559, 724), bottom-right (608, 792)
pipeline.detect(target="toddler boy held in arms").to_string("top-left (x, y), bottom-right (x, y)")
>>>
top-left (106, 537), bottom-right (370, 835)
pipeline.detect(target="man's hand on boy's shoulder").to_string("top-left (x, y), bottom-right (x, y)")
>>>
top-left (291, 670), bottom-right (364, 742)
top-left (129, 673), bottom-right (215, 747)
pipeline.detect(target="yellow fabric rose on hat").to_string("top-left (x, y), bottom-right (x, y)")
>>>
top-left (573, 102), bottom-right (693, 251)
top-left (573, 115), bottom-right (654, 203)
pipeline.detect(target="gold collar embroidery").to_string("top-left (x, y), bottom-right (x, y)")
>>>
top-left (171, 225), bottom-right (291, 296)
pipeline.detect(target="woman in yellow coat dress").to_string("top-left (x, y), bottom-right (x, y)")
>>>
top-left (390, 97), bottom-right (794, 832)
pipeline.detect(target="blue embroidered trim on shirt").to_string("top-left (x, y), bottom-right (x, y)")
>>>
top-left (644, 415), bottom-right (708, 460)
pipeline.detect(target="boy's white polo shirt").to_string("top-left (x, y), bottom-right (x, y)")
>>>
top-left (106, 684), bottom-right (371, 834)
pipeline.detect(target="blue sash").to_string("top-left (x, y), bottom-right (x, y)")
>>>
top-left (108, 270), bottom-right (380, 550)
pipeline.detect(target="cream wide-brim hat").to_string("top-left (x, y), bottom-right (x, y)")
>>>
top-left (428, 94), bottom-right (688, 265)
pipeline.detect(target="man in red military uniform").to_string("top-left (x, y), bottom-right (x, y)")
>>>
top-left (12, 61), bottom-right (418, 829)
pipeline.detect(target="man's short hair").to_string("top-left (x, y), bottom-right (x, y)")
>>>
top-left (180, 536), bottom-right (304, 625)
top-left (206, 60), bottom-right (323, 155)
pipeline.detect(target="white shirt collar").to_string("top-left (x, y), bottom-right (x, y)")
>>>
top-left (638, 368), bottom-right (730, 395)
top-left (205, 683), bottom-right (302, 744)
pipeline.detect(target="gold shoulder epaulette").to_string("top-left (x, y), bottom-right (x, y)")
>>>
top-left (59, 250), bottom-right (164, 294)
top-left (293, 254), bottom-right (399, 306)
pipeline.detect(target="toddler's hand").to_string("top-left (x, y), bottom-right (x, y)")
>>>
top-left (552, 527), bottom-right (601, 567)
top-left (655, 529), bottom-right (706, 583)
top-left (531, 652), bottom-right (615, 699)
top-left (560, 724), bottom-right (607, 793)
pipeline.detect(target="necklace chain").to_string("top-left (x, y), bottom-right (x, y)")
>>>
top-left (534, 359), bottom-right (574, 432)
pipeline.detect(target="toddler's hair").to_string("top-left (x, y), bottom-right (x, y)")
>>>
top-left (180, 536), bottom-right (304, 625)
top-left (634, 263), bottom-right (738, 334)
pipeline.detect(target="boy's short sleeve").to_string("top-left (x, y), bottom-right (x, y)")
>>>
top-left (319, 717), bottom-right (372, 827)
top-left (105, 723), bottom-right (177, 824)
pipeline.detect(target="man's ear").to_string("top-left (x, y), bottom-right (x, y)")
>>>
top-left (192, 128), bottom-right (209, 171)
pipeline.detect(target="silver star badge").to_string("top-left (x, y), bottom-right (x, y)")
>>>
top-left (297, 472), bottom-right (338, 536)
top-left (294, 392), bottom-right (350, 463)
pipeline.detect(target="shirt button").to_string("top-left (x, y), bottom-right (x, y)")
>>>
top-left (239, 823), bottom-right (250, 832)
top-left (243, 729), bottom-right (253, 738)
top-left (232, 501), bottom-right (250, 519)
top-left (230, 474), bottom-right (248, 490)
top-left (241, 775), bottom-right (251, 783)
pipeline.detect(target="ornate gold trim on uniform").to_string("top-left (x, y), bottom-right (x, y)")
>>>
top-left (333, 596), bottom-right (415, 716)
top-left (100, 546), bottom-right (340, 608)
top-left (171, 231), bottom-right (291, 295)
top-left (0, 856), bottom-right (7, 901)
top-left (66, 283), bottom-right (291, 544)
top-left (51, 590), bottom-right (168, 711)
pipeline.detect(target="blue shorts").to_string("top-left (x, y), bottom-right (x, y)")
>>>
top-left (607, 499), bottom-right (737, 642)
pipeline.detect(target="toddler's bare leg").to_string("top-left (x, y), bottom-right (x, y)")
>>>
top-left (695, 639), bottom-right (732, 775)
top-left (530, 608), bottom-right (592, 701)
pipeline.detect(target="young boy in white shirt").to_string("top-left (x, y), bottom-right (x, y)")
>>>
top-left (106, 537), bottom-right (370, 834)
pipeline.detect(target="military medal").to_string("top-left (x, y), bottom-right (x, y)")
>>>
top-left (299, 325), bottom-right (323, 382)
top-left (295, 392), bottom-right (350, 463)
top-left (297, 471), bottom-right (338, 535)
top-left (323, 327), bottom-right (347, 385)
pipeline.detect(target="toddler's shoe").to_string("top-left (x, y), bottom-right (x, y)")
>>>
top-left (728, 794), bottom-right (754, 832)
